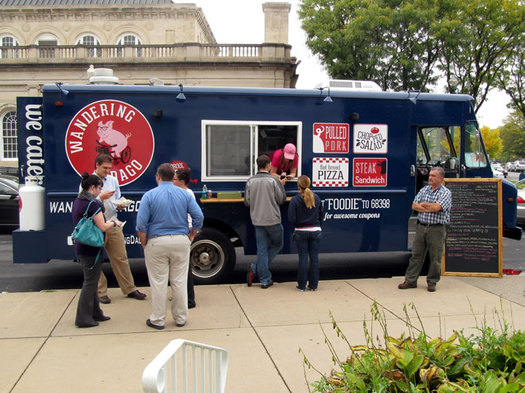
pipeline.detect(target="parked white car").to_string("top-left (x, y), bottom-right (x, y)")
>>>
top-left (516, 179), bottom-right (525, 226)
top-left (491, 164), bottom-right (504, 178)
top-left (516, 161), bottom-right (525, 172)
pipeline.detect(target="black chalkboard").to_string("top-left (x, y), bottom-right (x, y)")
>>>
top-left (443, 178), bottom-right (502, 277)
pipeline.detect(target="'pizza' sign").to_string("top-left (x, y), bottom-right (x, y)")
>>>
top-left (313, 157), bottom-right (349, 187)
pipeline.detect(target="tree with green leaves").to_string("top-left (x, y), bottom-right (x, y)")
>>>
top-left (499, 110), bottom-right (525, 161)
top-left (298, 0), bottom-right (525, 112)
top-left (298, 0), bottom-right (441, 91)
top-left (497, 42), bottom-right (525, 120)
top-left (437, 0), bottom-right (525, 112)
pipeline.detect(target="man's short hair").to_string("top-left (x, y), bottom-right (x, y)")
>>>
top-left (95, 153), bottom-right (113, 167)
top-left (256, 154), bottom-right (271, 170)
top-left (157, 163), bottom-right (175, 181)
top-left (431, 166), bottom-right (445, 178)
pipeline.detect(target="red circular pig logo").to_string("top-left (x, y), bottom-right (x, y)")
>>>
top-left (65, 100), bottom-right (155, 186)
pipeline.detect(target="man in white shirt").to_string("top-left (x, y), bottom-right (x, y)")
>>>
top-left (93, 154), bottom-right (146, 303)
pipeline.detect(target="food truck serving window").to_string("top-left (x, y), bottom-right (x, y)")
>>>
top-left (201, 120), bottom-right (301, 181)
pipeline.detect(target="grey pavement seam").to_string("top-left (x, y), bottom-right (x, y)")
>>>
top-left (228, 284), bottom-right (294, 393)
top-left (8, 290), bottom-right (78, 393)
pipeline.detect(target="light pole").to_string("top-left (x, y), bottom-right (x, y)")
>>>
top-left (449, 75), bottom-right (459, 94)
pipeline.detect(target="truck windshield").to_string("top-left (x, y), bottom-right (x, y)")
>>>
top-left (464, 124), bottom-right (488, 168)
top-left (417, 124), bottom-right (488, 174)
top-left (417, 126), bottom-right (457, 167)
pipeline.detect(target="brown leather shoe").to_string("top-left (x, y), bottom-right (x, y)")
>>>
top-left (127, 290), bottom-right (147, 300)
top-left (146, 319), bottom-right (164, 330)
top-left (427, 283), bottom-right (436, 292)
top-left (99, 295), bottom-right (111, 304)
top-left (247, 267), bottom-right (255, 287)
top-left (398, 281), bottom-right (417, 289)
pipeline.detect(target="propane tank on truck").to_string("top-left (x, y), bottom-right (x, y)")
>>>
top-left (18, 177), bottom-right (45, 231)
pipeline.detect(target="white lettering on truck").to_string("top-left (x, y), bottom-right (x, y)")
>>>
top-left (322, 198), bottom-right (390, 221)
top-left (24, 104), bottom-right (44, 184)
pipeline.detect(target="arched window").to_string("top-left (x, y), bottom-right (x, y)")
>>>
top-left (36, 33), bottom-right (59, 58)
top-left (116, 34), bottom-right (142, 57)
top-left (0, 35), bottom-right (19, 59)
top-left (1, 111), bottom-right (17, 160)
top-left (76, 34), bottom-right (102, 57)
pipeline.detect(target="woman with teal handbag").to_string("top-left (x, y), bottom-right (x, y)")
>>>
top-left (72, 172), bottom-right (122, 328)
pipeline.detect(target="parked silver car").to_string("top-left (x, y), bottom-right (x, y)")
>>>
top-left (0, 175), bottom-right (19, 231)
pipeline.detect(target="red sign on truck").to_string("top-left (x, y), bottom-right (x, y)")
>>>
top-left (353, 158), bottom-right (387, 187)
top-left (65, 100), bottom-right (155, 186)
top-left (313, 123), bottom-right (349, 153)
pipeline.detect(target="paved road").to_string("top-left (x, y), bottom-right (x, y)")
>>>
top-left (1, 232), bottom-right (523, 292)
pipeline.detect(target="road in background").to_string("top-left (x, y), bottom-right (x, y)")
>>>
top-left (1, 230), bottom-right (523, 292)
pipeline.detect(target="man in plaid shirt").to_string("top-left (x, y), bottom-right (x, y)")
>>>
top-left (399, 167), bottom-right (452, 292)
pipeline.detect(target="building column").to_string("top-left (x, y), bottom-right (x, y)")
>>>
top-left (262, 2), bottom-right (291, 44)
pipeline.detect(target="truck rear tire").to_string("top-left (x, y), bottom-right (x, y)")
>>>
top-left (190, 228), bottom-right (236, 284)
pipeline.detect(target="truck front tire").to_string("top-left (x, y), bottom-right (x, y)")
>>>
top-left (190, 228), bottom-right (236, 284)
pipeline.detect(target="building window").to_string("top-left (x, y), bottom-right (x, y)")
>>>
top-left (0, 35), bottom-right (19, 59)
top-left (1, 111), bottom-right (17, 160)
top-left (36, 33), bottom-right (59, 58)
top-left (76, 34), bottom-right (102, 57)
top-left (116, 34), bottom-right (142, 57)
top-left (202, 120), bottom-right (301, 181)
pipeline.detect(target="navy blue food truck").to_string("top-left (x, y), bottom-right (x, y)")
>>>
top-left (13, 81), bottom-right (521, 283)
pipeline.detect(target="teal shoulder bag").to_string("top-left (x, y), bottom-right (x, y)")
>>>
top-left (71, 200), bottom-right (104, 247)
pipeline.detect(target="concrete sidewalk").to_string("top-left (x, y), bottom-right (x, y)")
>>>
top-left (1, 275), bottom-right (524, 393)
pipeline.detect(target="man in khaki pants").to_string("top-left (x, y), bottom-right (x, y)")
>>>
top-left (92, 154), bottom-right (146, 303)
top-left (136, 163), bottom-right (203, 329)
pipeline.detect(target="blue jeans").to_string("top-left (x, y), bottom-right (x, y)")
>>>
top-left (252, 224), bottom-right (283, 285)
top-left (294, 230), bottom-right (322, 290)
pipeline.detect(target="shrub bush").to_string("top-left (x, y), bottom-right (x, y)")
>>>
top-left (301, 303), bottom-right (525, 392)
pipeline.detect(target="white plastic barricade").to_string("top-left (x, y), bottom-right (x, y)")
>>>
top-left (142, 339), bottom-right (228, 393)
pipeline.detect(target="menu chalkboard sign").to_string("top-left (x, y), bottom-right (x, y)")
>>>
top-left (442, 178), bottom-right (502, 277)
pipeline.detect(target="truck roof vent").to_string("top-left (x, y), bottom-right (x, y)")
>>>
top-left (317, 79), bottom-right (382, 91)
top-left (87, 65), bottom-right (119, 85)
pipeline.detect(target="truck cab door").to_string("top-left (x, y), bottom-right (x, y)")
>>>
top-left (462, 122), bottom-right (491, 178)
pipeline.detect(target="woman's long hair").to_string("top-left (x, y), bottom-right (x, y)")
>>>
top-left (297, 175), bottom-right (315, 209)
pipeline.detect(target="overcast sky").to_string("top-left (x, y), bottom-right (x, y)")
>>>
top-left (180, 0), bottom-right (510, 129)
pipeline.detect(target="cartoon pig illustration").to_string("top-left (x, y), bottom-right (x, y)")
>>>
top-left (97, 120), bottom-right (131, 158)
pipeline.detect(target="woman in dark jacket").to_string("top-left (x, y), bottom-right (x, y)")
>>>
top-left (287, 175), bottom-right (323, 291)
top-left (72, 172), bottom-right (121, 327)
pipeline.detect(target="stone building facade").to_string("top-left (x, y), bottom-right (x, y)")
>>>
top-left (0, 0), bottom-right (297, 169)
